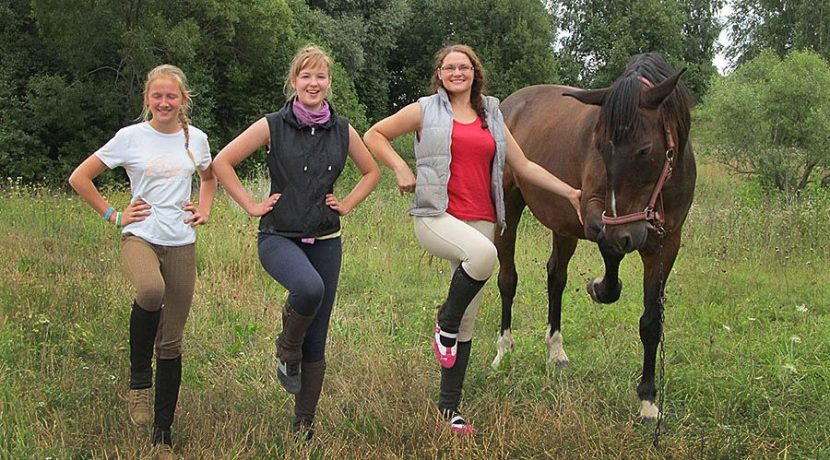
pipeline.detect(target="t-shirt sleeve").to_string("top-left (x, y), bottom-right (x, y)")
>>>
top-left (94, 128), bottom-right (130, 169)
top-left (195, 131), bottom-right (212, 171)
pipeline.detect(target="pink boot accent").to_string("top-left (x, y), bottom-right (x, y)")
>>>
top-left (449, 414), bottom-right (476, 436)
top-left (433, 324), bottom-right (458, 368)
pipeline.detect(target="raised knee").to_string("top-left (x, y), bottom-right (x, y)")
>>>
top-left (482, 244), bottom-right (498, 275)
top-left (135, 286), bottom-right (164, 312)
top-left (301, 280), bottom-right (325, 304)
top-left (467, 245), bottom-right (497, 281)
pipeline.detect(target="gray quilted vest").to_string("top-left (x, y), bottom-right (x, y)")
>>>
top-left (410, 88), bottom-right (507, 231)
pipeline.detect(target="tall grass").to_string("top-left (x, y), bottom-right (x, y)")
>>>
top-left (1, 153), bottom-right (828, 459)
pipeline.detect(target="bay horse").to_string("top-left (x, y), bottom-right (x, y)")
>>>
top-left (491, 53), bottom-right (696, 421)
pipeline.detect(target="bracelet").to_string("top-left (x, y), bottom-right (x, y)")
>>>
top-left (115, 212), bottom-right (122, 227)
top-left (103, 207), bottom-right (115, 221)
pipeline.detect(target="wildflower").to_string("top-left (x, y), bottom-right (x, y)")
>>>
top-left (795, 304), bottom-right (808, 313)
top-left (782, 364), bottom-right (797, 373)
top-left (789, 336), bottom-right (802, 344)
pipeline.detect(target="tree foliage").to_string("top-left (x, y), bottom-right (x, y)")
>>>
top-left (555, 0), bottom-right (723, 98)
top-left (0, 0), bottom-right (369, 183)
top-left (0, 0), bottom-right (730, 184)
top-left (704, 50), bottom-right (830, 192)
top-left (302, 0), bottom-right (411, 122)
top-left (389, 0), bottom-right (559, 108)
top-left (726, 0), bottom-right (830, 66)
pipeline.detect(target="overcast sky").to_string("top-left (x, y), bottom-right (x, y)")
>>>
top-left (713, 3), bottom-right (734, 74)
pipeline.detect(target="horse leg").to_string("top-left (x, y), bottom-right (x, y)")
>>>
top-left (546, 234), bottom-right (578, 368)
top-left (636, 231), bottom-right (681, 422)
top-left (492, 184), bottom-right (525, 369)
top-left (587, 241), bottom-right (624, 304)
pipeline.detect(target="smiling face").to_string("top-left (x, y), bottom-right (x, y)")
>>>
top-left (437, 51), bottom-right (475, 96)
top-left (291, 63), bottom-right (330, 111)
top-left (145, 76), bottom-right (184, 132)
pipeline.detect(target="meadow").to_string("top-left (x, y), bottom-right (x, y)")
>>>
top-left (1, 139), bottom-right (829, 458)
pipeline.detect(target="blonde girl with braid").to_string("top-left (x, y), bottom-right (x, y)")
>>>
top-left (69, 64), bottom-right (215, 459)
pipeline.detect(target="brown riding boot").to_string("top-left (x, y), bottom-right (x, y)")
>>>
top-left (293, 359), bottom-right (326, 441)
top-left (276, 303), bottom-right (315, 394)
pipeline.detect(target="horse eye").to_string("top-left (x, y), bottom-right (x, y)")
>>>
top-left (637, 147), bottom-right (650, 156)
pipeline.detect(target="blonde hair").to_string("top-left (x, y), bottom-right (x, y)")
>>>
top-left (139, 64), bottom-right (196, 166)
top-left (283, 44), bottom-right (333, 100)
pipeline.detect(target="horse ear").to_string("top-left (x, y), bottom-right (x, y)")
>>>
top-left (563, 88), bottom-right (608, 106)
top-left (641, 68), bottom-right (686, 109)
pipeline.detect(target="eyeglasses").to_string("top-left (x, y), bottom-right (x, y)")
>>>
top-left (439, 64), bottom-right (474, 73)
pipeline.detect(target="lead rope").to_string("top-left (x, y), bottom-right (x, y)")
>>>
top-left (652, 236), bottom-right (667, 449)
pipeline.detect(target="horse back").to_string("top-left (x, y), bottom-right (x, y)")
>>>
top-left (501, 85), bottom-right (603, 238)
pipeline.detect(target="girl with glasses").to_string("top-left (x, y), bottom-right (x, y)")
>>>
top-left (364, 44), bottom-right (581, 435)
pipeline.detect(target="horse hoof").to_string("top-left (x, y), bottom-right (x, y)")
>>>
top-left (492, 330), bottom-right (515, 369)
top-left (586, 277), bottom-right (622, 304)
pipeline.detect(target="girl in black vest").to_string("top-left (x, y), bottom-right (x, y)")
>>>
top-left (213, 44), bottom-right (379, 439)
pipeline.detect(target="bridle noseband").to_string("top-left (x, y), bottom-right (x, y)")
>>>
top-left (601, 76), bottom-right (676, 237)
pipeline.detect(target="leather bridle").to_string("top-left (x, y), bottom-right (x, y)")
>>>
top-left (601, 76), bottom-right (677, 237)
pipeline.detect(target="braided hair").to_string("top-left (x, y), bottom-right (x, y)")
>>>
top-left (139, 64), bottom-right (197, 167)
top-left (430, 44), bottom-right (489, 129)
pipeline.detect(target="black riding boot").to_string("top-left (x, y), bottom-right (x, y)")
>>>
top-left (438, 340), bottom-right (472, 414)
top-left (437, 266), bottom-right (487, 334)
top-left (129, 301), bottom-right (160, 389)
top-left (154, 356), bottom-right (182, 440)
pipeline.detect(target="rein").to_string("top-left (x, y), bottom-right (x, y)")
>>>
top-left (601, 76), bottom-right (677, 237)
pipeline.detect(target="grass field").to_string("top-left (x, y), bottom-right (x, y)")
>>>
top-left (1, 144), bottom-right (829, 459)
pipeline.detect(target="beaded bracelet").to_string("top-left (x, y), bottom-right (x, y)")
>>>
top-left (103, 207), bottom-right (115, 222)
top-left (115, 212), bottom-right (122, 227)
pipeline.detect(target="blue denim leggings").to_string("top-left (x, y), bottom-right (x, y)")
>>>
top-left (258, 233), bottom-right (342, 363)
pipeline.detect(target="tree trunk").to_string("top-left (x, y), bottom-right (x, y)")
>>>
top-left (796, 160), bottom-right (817, 192)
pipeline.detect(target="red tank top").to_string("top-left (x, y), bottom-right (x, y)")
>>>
top-left (447, 118), bottom-right (496, 222)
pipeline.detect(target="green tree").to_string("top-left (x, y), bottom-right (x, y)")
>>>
top-left (389, 0), bottom-right (559, 108)
top-left (704, 50), bottom-right (830, 192)
top-left (303, 0), bottom-right (410, 123)
top-left (726, 0), bottom-right (830, 66)
top-left (0, 0), bottom-right (370, 183)
top-left (0, 0), bottom-right (51, 181)
top-left (555, 0), bottom-right (722, 98)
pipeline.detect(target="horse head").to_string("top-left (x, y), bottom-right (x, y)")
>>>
top-left (564, 60), bottom-right (689, 255)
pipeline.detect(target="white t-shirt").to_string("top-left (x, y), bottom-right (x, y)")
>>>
top-left (95, 122), bottom-right (212, 246)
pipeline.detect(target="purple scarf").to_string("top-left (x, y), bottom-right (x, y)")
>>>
top-left (292, 98), bottom-right (331, 126)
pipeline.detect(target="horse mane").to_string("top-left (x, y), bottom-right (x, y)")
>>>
top-left (598, 53), bottom-right (693, 148)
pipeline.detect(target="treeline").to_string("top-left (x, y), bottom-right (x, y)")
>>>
top-left (2, 1), bottom-right (827, 188)
top-left (0, 0), bottom-right (728, 184)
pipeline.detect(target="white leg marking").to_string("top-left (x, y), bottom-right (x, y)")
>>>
top-left (639, 400), bottom-right (660, 420)
top-left (491, 329), bottom-right (514, 369)
top-left (545, 326), bottom-right (569, 367)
